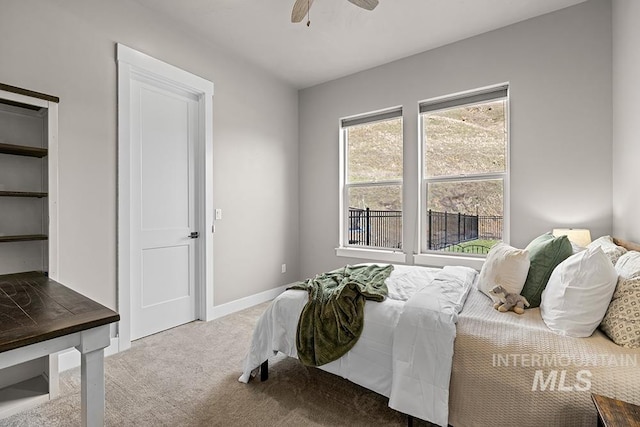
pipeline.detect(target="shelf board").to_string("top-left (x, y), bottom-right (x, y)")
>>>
top-left (0, 235), bottom-right (48, 243)
top-left (0, 375), bottom-right (49, 419)
top-left (0, 191), bottom-right (47, 198)
top-left (0, 143), bottom-right (47, 158)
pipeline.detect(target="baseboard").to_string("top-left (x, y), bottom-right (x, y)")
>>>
top-left (57, 337), bottom-right (120, 372)
top-left (211, 284), bottom-right (289, 320)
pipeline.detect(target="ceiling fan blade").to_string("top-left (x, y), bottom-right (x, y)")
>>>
top-left (347, 0), bottom-right (379, 11)
top-left (292, 0), bottom-right (315, 23)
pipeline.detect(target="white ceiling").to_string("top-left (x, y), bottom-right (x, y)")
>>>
top-left (134, 0), bottom-right (589, 89)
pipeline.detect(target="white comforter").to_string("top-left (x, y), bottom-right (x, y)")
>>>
top-left (389, 265), bottom-right (477, 426)
top-left (239, 264), bottom-right (477, 426)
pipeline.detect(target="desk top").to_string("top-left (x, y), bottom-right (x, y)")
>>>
top-left (0, 271), bottom-right (120, 353)
top-left (592, 394), bottom-right (640, 427)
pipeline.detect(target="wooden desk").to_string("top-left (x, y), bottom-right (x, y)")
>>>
top-left (592, 393), bottom-right (640, 427)
top-left (0, 271), bottom-right (119, 426)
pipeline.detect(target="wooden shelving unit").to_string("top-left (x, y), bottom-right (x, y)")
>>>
top-left (0, 129), bottom-right (49, 249)
top-left (0, 83), bottom-right (59, 420)
top-left (0, 141), bottom-right (49, 245)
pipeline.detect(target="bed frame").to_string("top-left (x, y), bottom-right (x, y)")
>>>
top-left (258, 237), bottom-right (639, 427)
top-left (614, 237), bottom-right (640, 252)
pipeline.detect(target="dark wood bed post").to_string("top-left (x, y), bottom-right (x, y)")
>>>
top-left (407, 415), bottom-right (414, 426)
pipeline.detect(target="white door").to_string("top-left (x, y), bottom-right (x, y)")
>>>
top-left (130, 78), bottom-right (198, 340)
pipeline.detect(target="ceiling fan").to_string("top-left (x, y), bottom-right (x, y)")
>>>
top-left (291, 0), bottom-right (379, 25)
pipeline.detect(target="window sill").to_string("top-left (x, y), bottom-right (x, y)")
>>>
top-left (413, 253), bottom-right (485, 270)
top-left (336, 247), bottom-right (407, 264)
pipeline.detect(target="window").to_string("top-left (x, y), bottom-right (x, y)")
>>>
top-left (340, 107), bottom-right (403, 251)
top-left (420, 85), bottom-right (508, 256)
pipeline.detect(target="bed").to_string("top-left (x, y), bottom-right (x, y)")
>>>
top-left (239, 237), bottom-right (640, 426)
top-left (449, 285), bottom-right (640, 426)
top-left (239, 264), bottom-right (477, 426)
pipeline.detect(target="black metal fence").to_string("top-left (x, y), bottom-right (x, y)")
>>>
top-left (347, 208), bottom-right (501, 252)
top-left (348, 208), bottom-right (402, 249)
top-left (427, 210), bottom-right (503, 251)
top-left (427, 210), bottom-right (477, 250)
top-left (478, 215), bottom-right (503, 240)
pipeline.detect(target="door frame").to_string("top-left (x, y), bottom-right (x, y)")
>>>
top-left (116, 44), bottom-right (214, 351)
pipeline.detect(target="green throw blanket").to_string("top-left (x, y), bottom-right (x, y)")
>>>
top-left (288, 264), bottom-right (393, 367)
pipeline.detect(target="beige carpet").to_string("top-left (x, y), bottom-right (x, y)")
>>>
top-left (2, 302), bottom-right (435, 426)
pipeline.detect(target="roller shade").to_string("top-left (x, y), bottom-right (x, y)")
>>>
top-left (341, 106), bottom-right (403, 128)
top-left (419, 85), bottom-right (508, 114)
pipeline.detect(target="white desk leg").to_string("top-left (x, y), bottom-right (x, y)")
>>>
top-left (76, 325), bottom-right (110, 427)
top-left (80, 348), bottom-right (105, 427)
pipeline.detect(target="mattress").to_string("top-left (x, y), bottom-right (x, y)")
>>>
top-left (449, 288), bottom-right (640, 427)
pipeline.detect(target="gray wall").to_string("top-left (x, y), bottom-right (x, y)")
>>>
top-left (0, 0), bottom-right (299, 307)
top-left (612, 0), bottom-right (640, 242)
top-left (0, 0), bottom-right (621, 310)
top-left (298, 0), bottom-right (612, 278)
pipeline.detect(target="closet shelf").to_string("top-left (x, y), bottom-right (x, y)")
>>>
top-left (0, 143), bottom-right (47, 158)
top-left (0, 191), bottom-right (47, 198)
top-left (0, 235), bottom-right (48, 243)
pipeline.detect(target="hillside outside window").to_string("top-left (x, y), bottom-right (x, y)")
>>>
top-left (340, 107), bottom-right (403, 251)
top-left (420, 85), bottom-right (509, 256)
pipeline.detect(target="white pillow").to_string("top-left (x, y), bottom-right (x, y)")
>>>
top-left (540, 246), bottom-right (618, 337)
top-left (477, 242), bottom-right (530, 301)
top-left (615, 250), bottom-right (640, 278)
top-left (587, 235), bottom-right (627, 265)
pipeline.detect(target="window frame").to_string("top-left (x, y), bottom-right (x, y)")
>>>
top-left (416, 84), bottom-right (510, 265)
top-left (338, 106), bottom-right (405, 259)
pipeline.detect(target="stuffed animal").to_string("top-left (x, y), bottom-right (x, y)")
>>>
top-left (488, 285), bottom-right (530, 314)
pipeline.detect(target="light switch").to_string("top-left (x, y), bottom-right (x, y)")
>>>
top-left (215, 209), bottom-right (223, 220)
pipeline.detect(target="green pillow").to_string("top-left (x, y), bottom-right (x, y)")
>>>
top-left (520, 233), bottom-right (573, 308)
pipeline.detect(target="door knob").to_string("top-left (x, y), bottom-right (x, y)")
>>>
top-left (189, 232), bottom-right (200, 239)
